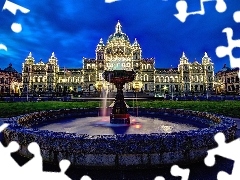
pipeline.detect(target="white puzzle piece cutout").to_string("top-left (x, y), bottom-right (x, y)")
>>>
top-left (171, 165), bottom-right (190, 180)
top-left (216, 10), bottom-right (240, 77)
top-left (174, 0), bottom-right (227, 22)
top-left (205, 132), bottom-right (240, 180)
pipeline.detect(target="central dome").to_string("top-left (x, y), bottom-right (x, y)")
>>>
top-left (107, 21), bottom-right (130, 43)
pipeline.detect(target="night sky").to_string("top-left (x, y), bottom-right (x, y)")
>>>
top-left (0, 0), bottom-right (240, 72)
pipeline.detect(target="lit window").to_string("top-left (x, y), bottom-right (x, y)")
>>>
top-left (87, 64), bottom-right (91, 69)
top-left (99, 73), bottom-right (103, 80)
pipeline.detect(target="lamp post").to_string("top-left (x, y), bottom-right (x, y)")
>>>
top-left (26, 72), bottom-right (29, 102)
top-left (171, 84), bottom-right (173, 100)
top-left (204, 78), bottom-right (209, 100)
top-left (163, 85), bottom-right (168, 99)
top-left (26, 84), bottom-right (28, 102)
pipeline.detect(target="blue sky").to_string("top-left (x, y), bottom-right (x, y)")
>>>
top-left (0, 0), bottom-right (240, 72)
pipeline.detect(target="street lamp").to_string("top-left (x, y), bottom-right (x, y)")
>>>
top-left (162, 85), bottom-right (168, 98)
top-left (26, 84), bottom-right (28, 102)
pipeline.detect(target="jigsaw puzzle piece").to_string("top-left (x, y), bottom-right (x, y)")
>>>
top-left (0, 124), bottom-right (21, 177)
top-left (205, 132), bottom-right (240, 165)
top-left (174, 0), bottom-right (188, 23)
top-left (0, 141), bottom-right (22, 178)
top-left (233, 11), bottom-right (240, 23)
top-left (216, 27), bottom-right (240, 76)
top-left (21, 142), bottom-right (42, 172)
top-left (80, 175), bottom-right (92, 180)
top-left (105, 0), bottom-right (120, 3)
top-left (154, 176), bottom-right (165, 180)
top-left (0, 123), bottom-right (9, 132)
top-left (215, 0), bottom-right (227, 13)
top-left (218, 160), bottom-right (240, 180)
top-left (39, 160), bottom-right (71, 180)
top-left (218, 171), bottom-right (236, 180)
top-left (205, 132), bottom-right (240, 179)
top-left (171, 165), bottom-right (190, 180)
top-left (174, 0), bottom-right (227, 22)
top-left (204, 132), bottom-right (226, 166)
top-left (2, 0), bottom-right (30, 15)
top-left (216, 45), bottom-right (229, 58)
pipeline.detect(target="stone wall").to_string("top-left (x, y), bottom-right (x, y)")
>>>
top-left (2, 108), bottom-right (237, 168)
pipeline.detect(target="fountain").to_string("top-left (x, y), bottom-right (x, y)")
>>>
top-left (1, 80), bottom-right (237, 168)
top-left (102, 70), bottom-right (135, 124)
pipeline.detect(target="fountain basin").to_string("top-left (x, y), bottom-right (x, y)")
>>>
top-left (2, 108), bottom-right (237, 168)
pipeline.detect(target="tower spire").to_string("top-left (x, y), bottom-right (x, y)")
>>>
top-left (182, 52), bottom-right (186, 58)
top-left (133, 38), bottom-right (140, 47)
top-left (97, 38), bottom-right (104, 48)
top-left (115, 20), bottom-right (122, 33)
top-left (204, 52), bottom-right (208, 57)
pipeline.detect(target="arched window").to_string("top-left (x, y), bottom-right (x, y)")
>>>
top-left (144, 74), bottom-right (148, 81)
top-left (1, 77), bottom-right (4, 84)
top-left (175, 76), bottom-right (178, 83)
top-left (208, 76), bottom-right (212, 81)
top-left (147, 64), bottom-right (151, 69)
top-left (195, 75), bottom-right (198, 82)
top-left (200, 75), bottom-right (203, 82)
top-left (142, 64), bottom-right (146, 70)
top-left (184, 76), bottom-right (188, 82)
top-left (160, 77), bottom-right (164, 83)
top-left (165, 76), bottom-right (169, 83)
top-left (136, 74), bottom-right (142, 81)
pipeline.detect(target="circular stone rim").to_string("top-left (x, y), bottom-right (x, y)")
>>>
top-left (2, 107), bottom-right (237, 168)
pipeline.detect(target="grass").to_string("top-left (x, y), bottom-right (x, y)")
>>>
top-left (128, 100), bottom-right (240, 118)
top-left (0, 101), bottom-right (100, 118)
top-left (0, 100), bottom-right (240, 118)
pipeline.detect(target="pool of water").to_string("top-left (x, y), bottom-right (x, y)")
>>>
top-left (35, 116), bottom-right (198, 135)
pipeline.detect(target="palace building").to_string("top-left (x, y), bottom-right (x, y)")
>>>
top-left (0, 64), bottom-right (22, 96)
top-left (215, 65), bottom-right (240, 95)
top-left (22, 21), bottom-right (215, 96)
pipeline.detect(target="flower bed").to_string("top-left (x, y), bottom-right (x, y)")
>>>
top-left (2, 108), bottom-right (237, 168)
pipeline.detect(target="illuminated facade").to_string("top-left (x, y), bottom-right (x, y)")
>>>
top-left (22, 21), bottom-right (215, 95)
top-left (83, 21), bottom-right (154, 92)
top-left (22, 52), bottom-right (84, 95)
top-left (215, 65), bottom-right (240, 94)
top-left (0, 64), bottom-right (22, 96)
top-left (154, 52), bottom-right (214, 95)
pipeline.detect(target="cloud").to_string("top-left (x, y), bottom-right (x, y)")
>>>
top-left (0, 0), bottom-right (239, 72)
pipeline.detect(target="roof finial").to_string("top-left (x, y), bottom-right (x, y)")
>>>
top-left (52, 52), bottom-right (55, 57)
top-left (134, 38), bottom-right (138, 43)
top-left (115, 20), bottom-right (122, 33)
top-left (29, 52), bottom-right (32, 57)
top-left (204, 52), bottom-right (208, 57)
top-left (133, 38), bottom-right (140, 46)
top-left (182, 52), bottom-right (186, 58)
top-left (99, 38), bottom-right (103, 44)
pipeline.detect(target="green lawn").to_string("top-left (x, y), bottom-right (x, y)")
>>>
top-left (0, 101), bottom-right (100, 117)
top-left (0, 100), bottom-right (240, 118)
top-left (128, 100), bottom-right (240, 118)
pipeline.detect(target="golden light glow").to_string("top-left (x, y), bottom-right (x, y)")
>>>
top-left (133, 80), bottom-right (143, 91)
top-left (162, 85), bottom-right (168, 91)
